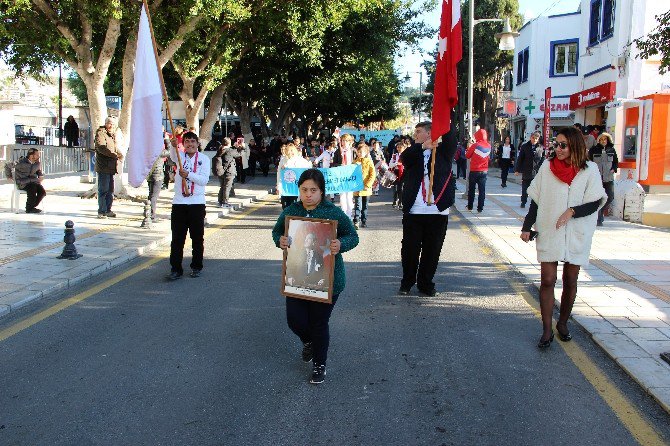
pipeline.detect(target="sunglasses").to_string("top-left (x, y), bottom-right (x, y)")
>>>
top-left (552, 141), bottom-right (569, 150)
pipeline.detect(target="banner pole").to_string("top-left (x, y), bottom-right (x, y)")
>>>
top-left (427, 142), bottom-right (437, 205)
top-left (141, 0), bottom-right (182, 169)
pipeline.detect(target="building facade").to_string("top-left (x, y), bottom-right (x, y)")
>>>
top-left (510, 0), bottom-right (670, 189)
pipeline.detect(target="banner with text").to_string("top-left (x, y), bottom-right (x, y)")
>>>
top-left (280, 165), bottom-right (364, 196)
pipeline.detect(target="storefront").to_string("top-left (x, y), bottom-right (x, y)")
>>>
top-left (605, 93), bottom-right (670, 191)
top-left (569, 82), bottom-right (617, 127)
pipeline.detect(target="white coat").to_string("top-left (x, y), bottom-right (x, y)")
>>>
top-left (527, 160), bottom-right (607, 266)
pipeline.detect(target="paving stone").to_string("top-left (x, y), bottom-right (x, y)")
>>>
top-left (616, 356), bottom-right (670, 392)
top-left (0, 289), bottom-right (43, 311)
top-left (619, 327), bottom-right (670, 342)
top-left (605, 316), bottom-right (640, 328)
top-left (592, 332), bottom-right (650, 359)
top-left (572, 314), bottom-right (619, 334)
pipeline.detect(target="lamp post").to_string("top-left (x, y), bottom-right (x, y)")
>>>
top-left (463, 9), bottom-right (518, 200)
top-left (405, 71), bottom-right (424, 123)
top-left (467, 14), bottom-right (519, 138)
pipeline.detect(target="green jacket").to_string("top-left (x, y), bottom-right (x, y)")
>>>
top-left (272, 199), bottom-right (359, 296)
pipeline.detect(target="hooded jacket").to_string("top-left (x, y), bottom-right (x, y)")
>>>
top-left (466, 129), bottom-right (491, 172)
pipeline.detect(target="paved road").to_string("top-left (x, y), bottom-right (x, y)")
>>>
top-left (1, 188), bottom-right (669, 445)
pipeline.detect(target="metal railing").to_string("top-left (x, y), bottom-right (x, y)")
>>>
top-left (0, 145), bottom-right (89, 180)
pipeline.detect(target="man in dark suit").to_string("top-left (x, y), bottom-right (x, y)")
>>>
top-left (398, 121), bottom-right (457, 297)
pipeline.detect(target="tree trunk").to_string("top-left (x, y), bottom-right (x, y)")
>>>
top-left (239, 102), bottom-right (254, 141)
top-left (84, 77), bottom-right (108, 139)
top-left (200, 84), bottom-right (225, 140)
top-left (119, 31), bottom-right (138, 146)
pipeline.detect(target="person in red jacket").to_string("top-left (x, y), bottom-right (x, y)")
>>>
top-left (466, 128), bottom-right (491, 213)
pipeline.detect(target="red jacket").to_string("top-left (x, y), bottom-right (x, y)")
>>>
top-left (466, 129), bottom-right (491, 172)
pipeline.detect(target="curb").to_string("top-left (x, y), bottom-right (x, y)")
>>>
top-left (0, 189), bottom-right (270, 320)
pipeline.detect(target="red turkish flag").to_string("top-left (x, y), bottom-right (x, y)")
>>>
top-left (431, 0), bottom-right (462, 141)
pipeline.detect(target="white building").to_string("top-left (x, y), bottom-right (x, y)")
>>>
top-left (509, 11), bottom-right (583, 148)
top-left (510, 0), bottom-right (670, 176)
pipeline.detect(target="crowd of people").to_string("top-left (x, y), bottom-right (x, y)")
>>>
top-left (8, 117), bottom-right (616, 384)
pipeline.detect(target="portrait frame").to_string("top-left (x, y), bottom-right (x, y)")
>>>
top-left (281, 216), bottom-right (338, 303)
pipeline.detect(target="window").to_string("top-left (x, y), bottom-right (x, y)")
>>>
top-left (589, 0), bottom-right (616, 45)
top-left (589, 0), bottom-right (601, 45)
top-left (516, 48), bottom-right (529, 84)
top-left (551, 40), bottom-right (579, 76)
top-left (523, 48), bottom-right (529, 82)
top-left (602, 0), bottom-right (615, 38)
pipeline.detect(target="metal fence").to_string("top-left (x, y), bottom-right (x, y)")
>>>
top-left (0, 145), bottom-right (89, 180)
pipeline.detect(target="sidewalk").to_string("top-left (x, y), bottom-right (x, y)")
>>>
top-left (0, 173), bottom-right (272, 319)
top-left (456, 169), bottom-right (670, 413)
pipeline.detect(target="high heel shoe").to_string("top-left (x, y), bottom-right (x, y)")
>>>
top-left (556, 324), bottom-right (572, 342)
top-left (537, 332), bottom-right (554, 349)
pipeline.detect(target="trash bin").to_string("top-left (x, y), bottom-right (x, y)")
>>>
top-left (612, 179), bottom-right (645, 223)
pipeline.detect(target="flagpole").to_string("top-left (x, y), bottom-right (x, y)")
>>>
top-left (427, 142), bottom-right (437, 205)
top-left (141, 0), bottom-right (182, 169)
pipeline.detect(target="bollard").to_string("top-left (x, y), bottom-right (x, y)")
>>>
top-left (57, 220), bottom-right (83, 260)
top-left (140, 200), bottom-right (152, 229)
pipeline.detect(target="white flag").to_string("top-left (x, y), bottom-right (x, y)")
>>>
top-left (127, 3), bottom-right (164, 188)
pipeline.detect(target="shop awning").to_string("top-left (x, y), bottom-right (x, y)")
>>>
top-left (530, 111), bottom-right (574, 120)
top-left (14, 116), bottom-right (56, 127)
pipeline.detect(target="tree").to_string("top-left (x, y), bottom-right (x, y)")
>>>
top-left (635, 8), bottom-right (670, 74)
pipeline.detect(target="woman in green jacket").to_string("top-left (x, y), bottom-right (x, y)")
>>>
top-left (272, 169), bottom-right (359, 384)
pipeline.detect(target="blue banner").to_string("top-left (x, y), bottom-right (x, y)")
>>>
top-left (280, 165), bottom-right (364, 196)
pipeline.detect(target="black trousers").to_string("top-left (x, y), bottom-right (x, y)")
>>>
top-left (521, 178), bottom-right (532, 205)
top-left (457, 160), bottom-right (467, 179)
top-left (286, 294), bottom-right (339, 366)
top-left (170, 204), bottom-right (206, 273)
top-left (467, 171), bottom-right (487, 212)
top-left (217, 174), bottom-right (235, 204)
top-left (147, 179), bottom-right (162, 218)
top-left (401, 213), bottom-right (449, 291)
top-left (500, 159), bottom-right (511, 185)
top-left (598, 181), bottom-right (615, 223)
top-left (281, 196), bottom-right (297, 209)
top-left (23, 182), bottom-right (46, 210)
top-left (235, 159), bottom-right (246, 183)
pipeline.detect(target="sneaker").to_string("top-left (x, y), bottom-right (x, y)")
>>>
top-left (520, 203), bottom-right (526, 208)
top-left (361, 222), bottom-right (367, 228)
top-left (97, 213), bottom-right (107, 219)
top-left (217, 203), bottom-right (224, 208)
top-left (190, 269), bottom-right (201, 278)
top-left (466, 206), bottom-right (473, 212)
top-left (597, 221), bottom-right (604, 227)
top-left (301, 342), bottom-right (313, 362)
top-left (223, 203), bottom-right (233, 209)
top-left (418, 287), bottom-right (437, 297)
top-left (353, 221), bottom-right (359, 229)
top-left (105, 211), bottom-right (117, 218)
top-left (477, 209), bottom-right (483, 213)
top-left (167, 270), bottom-right (183, 280)
top-left (398, 286), bottom-right (411, 295)
top-left (310, 364), bottom-right (326, 384)
top-left (151, 217), bottom-right (161, 223)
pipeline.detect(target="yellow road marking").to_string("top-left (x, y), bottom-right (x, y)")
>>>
top-left (455, 215), bottom-right (666, 445)
top-left (0, 200), bottom-right (272, 343)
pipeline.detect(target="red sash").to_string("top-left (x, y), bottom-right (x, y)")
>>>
top-left (181, 151), bottom-right (199, 197)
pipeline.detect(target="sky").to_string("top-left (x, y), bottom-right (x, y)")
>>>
top-left (396, 0), bottom-right (582, 88)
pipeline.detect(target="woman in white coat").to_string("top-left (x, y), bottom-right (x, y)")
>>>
top-left (520, 127), bottom-right (607, 348)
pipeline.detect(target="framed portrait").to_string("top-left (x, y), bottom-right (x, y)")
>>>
top-left (281, 216), bottom-right (338, 303)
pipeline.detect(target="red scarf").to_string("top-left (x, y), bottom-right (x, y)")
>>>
top-left (550, 157), bottom-right (578, 185)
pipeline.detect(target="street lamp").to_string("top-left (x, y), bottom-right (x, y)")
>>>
top-left (404, 71), bottom-right (423, 123)
top-left (467, 10), bottom-right (519, 138)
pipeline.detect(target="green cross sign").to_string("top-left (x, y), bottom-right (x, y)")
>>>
top-left (524, 101), bottom-right (536, 114)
